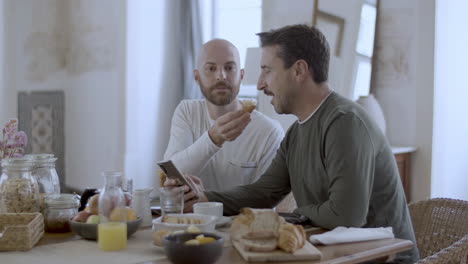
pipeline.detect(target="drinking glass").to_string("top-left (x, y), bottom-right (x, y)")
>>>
top-left (159, 187), bottom-right (184, 215)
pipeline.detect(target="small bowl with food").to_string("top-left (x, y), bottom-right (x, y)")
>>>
top-left (163, 232), bottom-right (224, 264)
top-left (152, 213), bottom-right (217, 233)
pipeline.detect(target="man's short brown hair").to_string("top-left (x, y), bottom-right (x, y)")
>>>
top-left (257, 24), bottom-right (330, 84)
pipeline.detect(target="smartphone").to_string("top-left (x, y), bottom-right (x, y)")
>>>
top-left (157, 160), bottom-right (201, 197)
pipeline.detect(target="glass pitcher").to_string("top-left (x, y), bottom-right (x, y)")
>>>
top-left (98, 171), bottom-right (127, 251)
top-left (0, 158), bottom-right (41, 213)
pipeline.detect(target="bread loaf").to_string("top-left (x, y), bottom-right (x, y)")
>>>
top-left (277, 223), bottom-right (306, 253)
top-left (240, 238), bottom-right (278, 252)
top-left (231, 208), bottom-right (307, 254)
top-left (231, 208), bottom-right (283, 241)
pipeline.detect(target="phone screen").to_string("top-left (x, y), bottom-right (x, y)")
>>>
top-left (158, 160), bottom-right (189, 186)
top-left (157, 160), bottom-right (201, 197)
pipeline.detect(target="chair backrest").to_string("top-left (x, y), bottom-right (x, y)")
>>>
top-left (408, 198), bottom-right (468, 259)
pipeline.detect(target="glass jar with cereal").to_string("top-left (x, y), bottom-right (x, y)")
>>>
top-left (0, 158), bottom-right (40, 213)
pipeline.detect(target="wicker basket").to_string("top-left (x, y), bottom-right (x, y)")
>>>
top-left (0, 213), bottom-right (44, 251)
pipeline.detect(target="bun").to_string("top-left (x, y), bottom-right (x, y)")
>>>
top-left (240, 100), bottom-right (256, 113)
top-left (240, 238), bottom-right (278, 252)
top-left (231, 208), bottom-right (282, 241)
top-left (277, 223), bottom-right (306, 253)
top-left (158, 170), bottom-right (167, 187)
top-left (231, 208), bottom-right (306, 253)
top-left (162, 215), bottom-right (204, 225)
top-left (85, 194), bottom-right (99, 215)
top-left (153, 229), bottom-right (172, 246)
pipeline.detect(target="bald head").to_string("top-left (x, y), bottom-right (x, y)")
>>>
top-left (194, 39), bottom-right (244, 106)
top-left (197, 39), bottom-right (241, 69)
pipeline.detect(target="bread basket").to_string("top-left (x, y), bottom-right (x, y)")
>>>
top-left (0, 213), bottom-right (44, 251)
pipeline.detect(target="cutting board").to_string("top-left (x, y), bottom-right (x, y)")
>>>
top-left (233, 240), bottom-right (322, 262)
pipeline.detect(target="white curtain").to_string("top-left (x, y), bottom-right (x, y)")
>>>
top-left (125, 0), bottom-right (205, 194)
top-left (180, 0), bottom-right (204, 100)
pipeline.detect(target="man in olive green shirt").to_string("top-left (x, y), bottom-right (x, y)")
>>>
top-left (167, 24), bottom-right (419, 263)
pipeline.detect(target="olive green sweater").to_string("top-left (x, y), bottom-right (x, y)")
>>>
top-left (206, 92), bottom-right (419, 263)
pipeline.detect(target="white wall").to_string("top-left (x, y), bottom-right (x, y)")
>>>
top-left (259, 0), bottom-right (315, 130)
top-left (260, 0), bottom-right (365, 131)
top-left (374, 0), bottom-right (435, 202)
top-left (3, 0), bottom-right (127, 190)
top-left (432, 0), bottom-right (468, 200)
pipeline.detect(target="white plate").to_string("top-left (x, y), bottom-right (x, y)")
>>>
top-left (215, 216), bottom-right (232, 228)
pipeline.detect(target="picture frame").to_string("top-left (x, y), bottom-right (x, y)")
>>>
top-left (313, 8), bottom-right (345, 57)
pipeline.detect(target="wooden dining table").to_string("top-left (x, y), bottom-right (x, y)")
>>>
top-left (36, 225), bottom-right (413, 264)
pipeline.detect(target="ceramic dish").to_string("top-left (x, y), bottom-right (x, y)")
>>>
top-left (152, 213), bottom-right (217, 232)
top-left (69, 217), bottom-right (142, 240)
top-left (163, 232), bottom-right (224, 264)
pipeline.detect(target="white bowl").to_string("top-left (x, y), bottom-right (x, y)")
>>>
top-left (152, 213), bottom-right (217, 232)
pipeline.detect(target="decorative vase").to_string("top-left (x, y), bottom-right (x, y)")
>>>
top-left (356, 94), bottom-right (386, 135)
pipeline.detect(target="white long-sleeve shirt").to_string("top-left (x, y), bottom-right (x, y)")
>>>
top-left (164, 99), bottom-right (284, 191)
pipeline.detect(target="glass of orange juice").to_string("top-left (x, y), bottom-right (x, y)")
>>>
top-left (98, 222), bottom-right (127, 251)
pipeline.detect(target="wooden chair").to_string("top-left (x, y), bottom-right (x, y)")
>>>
top-left (409, 198), bottom-right (468, 264)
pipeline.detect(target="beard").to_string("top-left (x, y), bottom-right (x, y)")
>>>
top-left (200, 80), bottom-right (239, 106)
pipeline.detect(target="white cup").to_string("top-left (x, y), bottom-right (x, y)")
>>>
top-left (193, 202), bottom-right (223, 219)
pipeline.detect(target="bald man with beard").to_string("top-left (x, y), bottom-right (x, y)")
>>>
top-left (163, 39), bottom-right (284, 200)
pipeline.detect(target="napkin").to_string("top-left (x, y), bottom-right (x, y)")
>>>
top-left (309, 226), bottom-right (394, 245)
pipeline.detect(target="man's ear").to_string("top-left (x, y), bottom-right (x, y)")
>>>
top-left (294, 60), bottom-right (309, 81)
top-left (240, 68), bottom-right (245, 81)
top-left (193, 69), bottom-right (200, 84)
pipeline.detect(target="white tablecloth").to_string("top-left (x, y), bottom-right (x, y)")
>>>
top-left (1, 229), bottom-right (231, 264)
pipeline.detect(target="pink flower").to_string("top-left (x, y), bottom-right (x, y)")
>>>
top-left (1, 118), bottom-right (28, 160)
top-left (14, 131), bottom-right (28, 148)
top-left (4, 119), bottom-right (18, 134)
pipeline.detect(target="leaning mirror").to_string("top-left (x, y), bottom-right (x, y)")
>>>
top-left (313, 0), bottom-right (378, 100)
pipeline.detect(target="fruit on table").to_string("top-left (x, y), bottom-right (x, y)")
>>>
top-left (86, 215), bottom-right (100, 224)
top-left (186, 224), bottom-right (201, 233)
top-left (85, 194), bottom-right (99, 215)
top-left (109, 207), bottom-right (137, 222)
top-left (184, 234), bottom-right (216, 245)
top-left (152, 229), bottom-right (172, 246)
top-left (72, 210), bottom-right (92, 222)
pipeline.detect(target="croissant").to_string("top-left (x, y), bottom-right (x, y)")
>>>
top-left (240, 100), bottom-right (256, 113)
top-left (277, 223), bottom-right (306, 253)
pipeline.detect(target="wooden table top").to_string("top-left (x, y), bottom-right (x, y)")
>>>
top-left (37, 227), bottom-right (413, 264)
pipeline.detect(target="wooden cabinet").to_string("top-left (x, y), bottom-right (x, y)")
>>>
top-left (392, 147), bottom-right (417, 202)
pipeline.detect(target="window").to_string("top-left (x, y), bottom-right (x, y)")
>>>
top-left (212, 0), bottom-right (262, 98)
top-left (352, 1), bottom-right (376, 100)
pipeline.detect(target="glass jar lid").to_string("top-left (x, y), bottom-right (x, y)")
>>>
top-left (25, 154), bottom-right (57, 164)
top-left (1, 157), bottom-right (34, 169)
top-left (44, 193), bottom-right (81, 209)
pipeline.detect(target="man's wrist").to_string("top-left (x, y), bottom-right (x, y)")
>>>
top-left (208, 128), bottom-right (224, 147)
